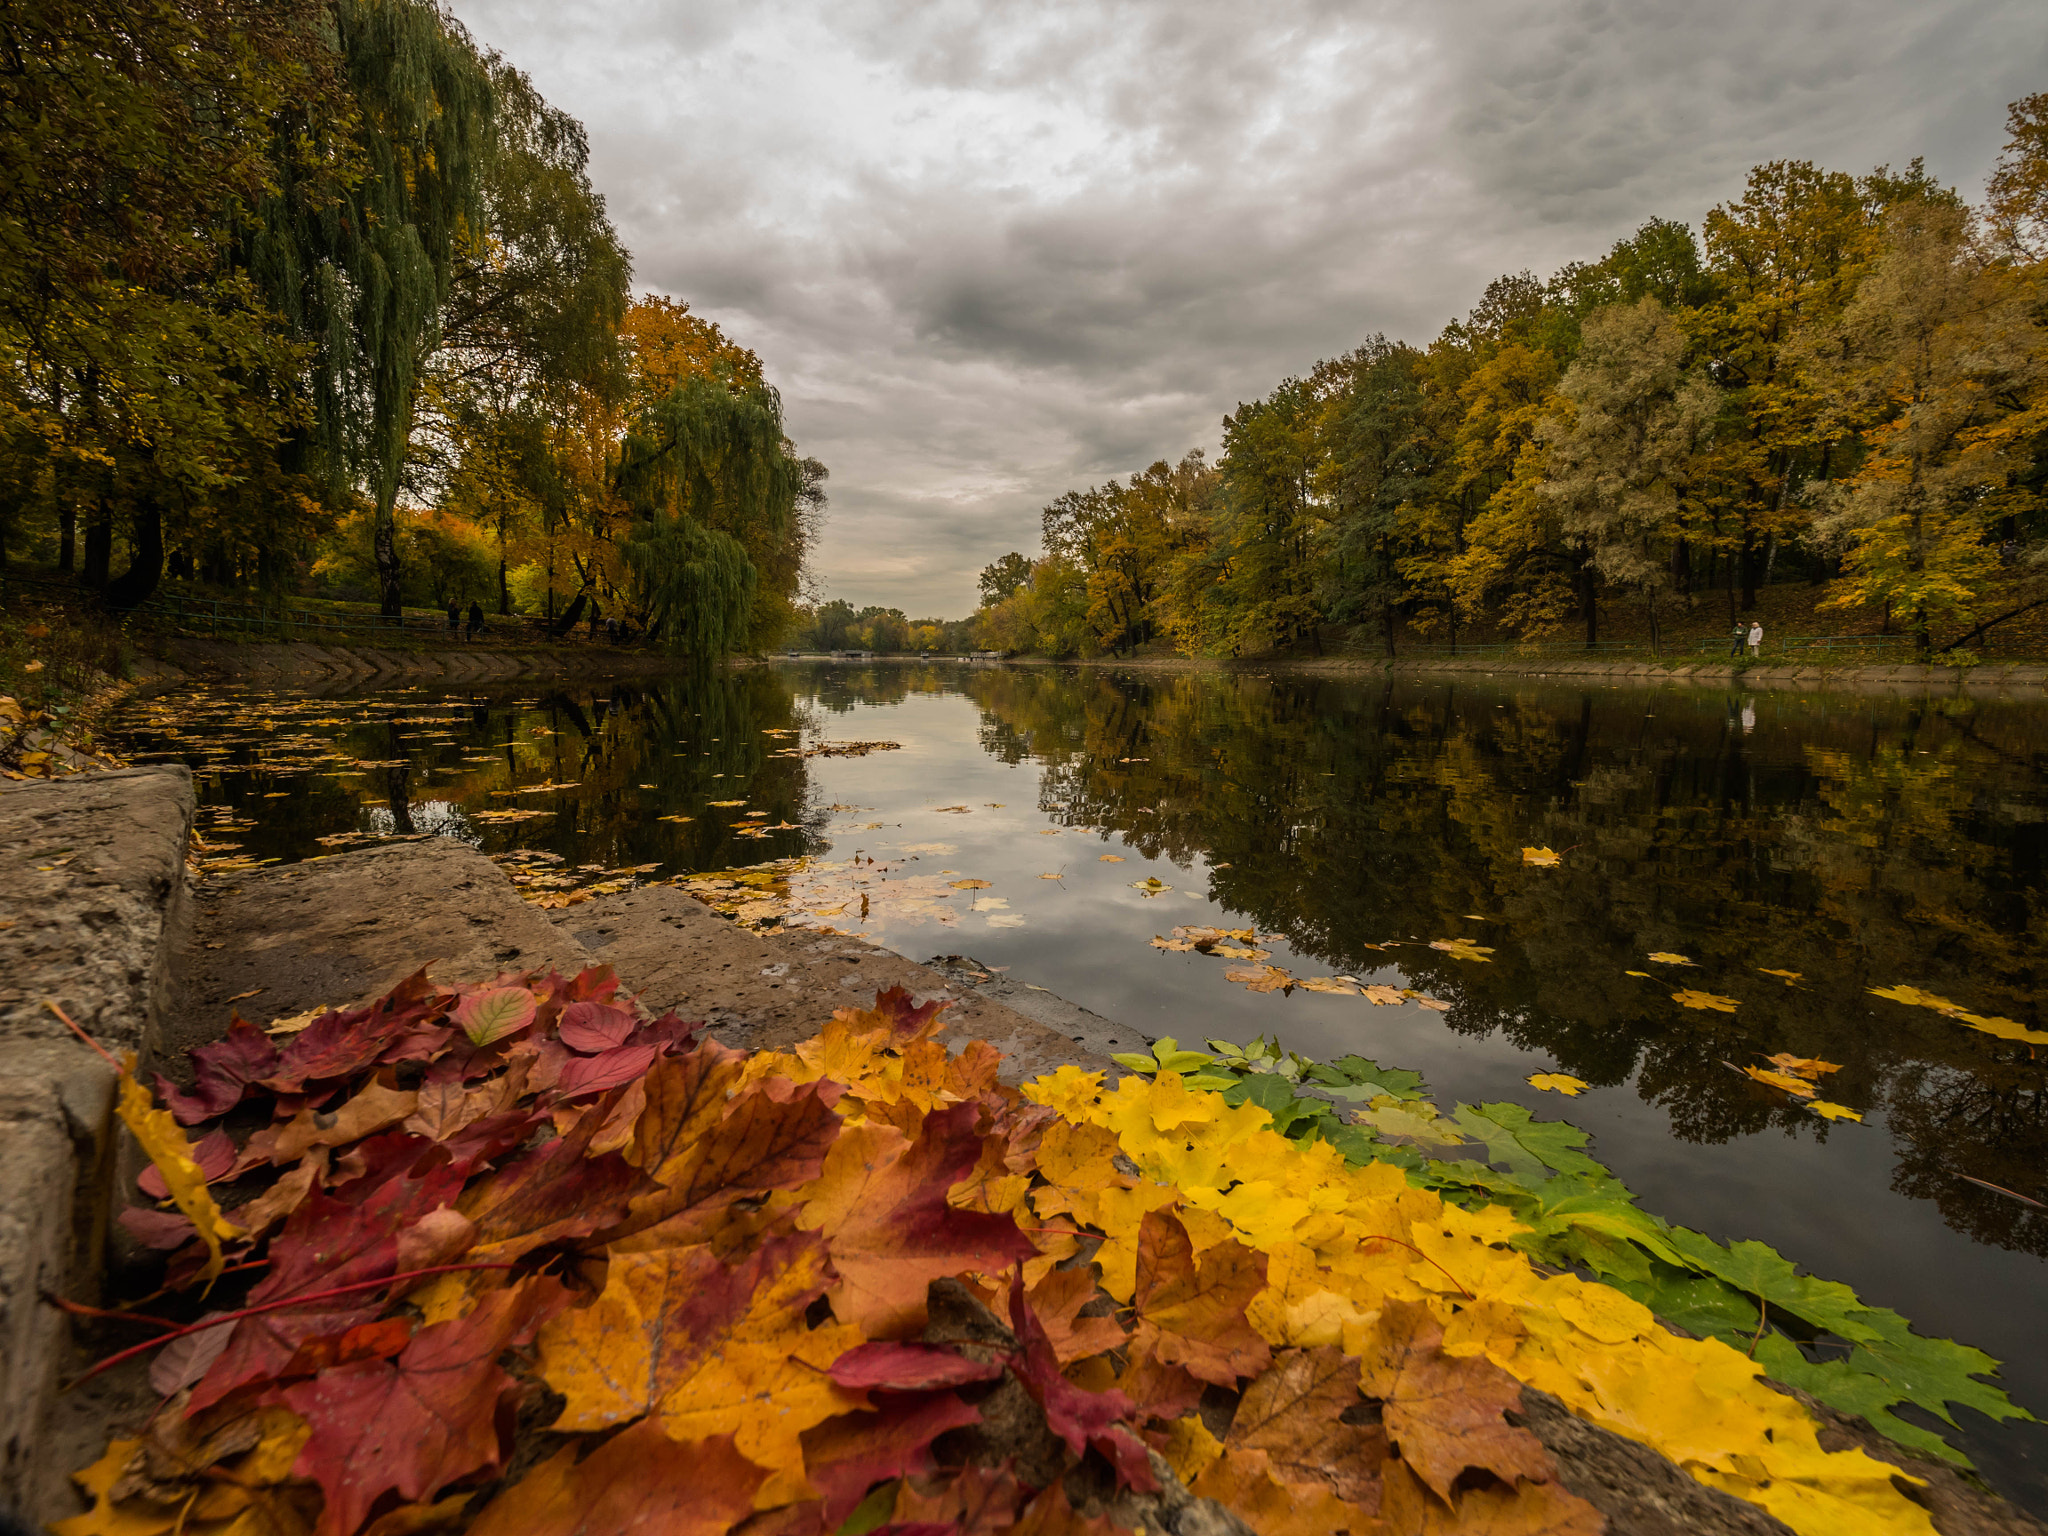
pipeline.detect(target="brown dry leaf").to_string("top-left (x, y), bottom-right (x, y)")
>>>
top-left (1223, 965), bottom-right (1293, 994)
top-left (467, 1422), bottom-right (766, 1536)
top-left (1360, 985), bottom-right (1407, 1006)
top-left (949, 879), bottom-right (992, 890)
top-left (1226, 1345), bottom-right (1385, 1504)
top-left (1098, 854), bottom-right (1125, 862)
top-left (1150, 937), bottom-right (1197, 953)
top-left (1429, 939), bottom-right (1494, 963)
top-left (1297, 976), bottom-right (1360, 995)
top-left (1354, 1299), bottom-right (1553, 1503)
top-left (265, 1081), bottom-right (418, 1165)
top-left (1130, 1210), bottom-right (1270, 1386)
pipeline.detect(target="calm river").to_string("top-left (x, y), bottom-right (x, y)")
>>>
top-left (115, 660), bottom-right (2048, 1508)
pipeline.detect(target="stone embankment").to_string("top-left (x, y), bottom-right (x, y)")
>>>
top-left (1093, 651), bottom-right (2048, 699)
top-left (4, 767), bottom-right (2042, 1535)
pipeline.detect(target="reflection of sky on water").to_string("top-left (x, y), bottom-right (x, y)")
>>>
top-left (363, 801), bottom-right (481, 844)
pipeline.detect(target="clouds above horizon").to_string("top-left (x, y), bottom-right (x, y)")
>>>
top-left (453, 0), bottom-right (2046, 616)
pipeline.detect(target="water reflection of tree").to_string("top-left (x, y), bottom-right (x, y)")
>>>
top-left (952, 666), bottom-right (2048, 1256)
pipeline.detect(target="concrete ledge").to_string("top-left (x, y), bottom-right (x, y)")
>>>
top-left (0, 766), bottom-right (194, 1517)
top-left (546, 884), bottom-right (1120, 1084)
top-left (169, 839), bottom-right (589, 1063)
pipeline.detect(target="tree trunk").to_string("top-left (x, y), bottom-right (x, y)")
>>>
top-left (498, 520), bottom-right (510, 615)
top-left (81, 495), bottom-right (113, 590)
top-left (58, 502), bottom-right (76, 574)
top-left (1580, 561), bottom-right (1598, 647)
top-left (104, 493), bottom-right (163, 609)
top-left (374, 500), bottom-right (402, 617)
top-left (1739, 529), bottom-right (1759, 611)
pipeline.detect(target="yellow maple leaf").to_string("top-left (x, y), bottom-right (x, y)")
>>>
top-left (1673, 990), bottom-right (1740, 1012)
top-left (1647, 952), bottom-right (1694, 966)
top-left (116, 1058), bottom-right (242, 1284)
top-left (1526, 1073), bottom-right (1588, 1096)
top-left (1743, 1065), bottom-right (1817, 1098)
top-left (1429, 938), bottom-right (1494, 963)
top-left (1810, 1102), bottom-right (1863, 1123)
top-left (1520, 846), bottom-right (1561, 867)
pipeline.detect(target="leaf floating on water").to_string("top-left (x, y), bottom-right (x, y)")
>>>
top-left (1130, 878), bottom-right (1172, 897)
top-left (1624, 970), bottom-right (1651, 978)
top-left (1361, 985), bottom-right (1407, 1005)
top-left (1762, 1054), bottom-right (1840, 1080)
top-left (1429, 938), bottom-right (1494, 963)
top-left (948, 879), bottom-right (992, 890)
top-left (1037, 828), bottom-right (1061, 836)
top-left (1869, 984), bottom-right (2048, 1044)
top-left (1647, 952), bottom-right (1694, 966)
top-left (1298, 977), bottom-right (1361, 995)
top-left (1526, 1073), bottom-right (1588, 1096)
top-left (1038, 872), bottom-right (1063, 880)
top-left (707, 800), bottom-right (746, 808)
top-left (1224, 965), bottom-right (1293, 994)
top-left (1673, 990), bottom-right (1740, 1013)
top-left (1099, 854), bottom-right (1126, 862)
top-left (933, 805), bottom-right (971, 813)
top-left (1760, 968), bottom-right (1803, 986)
top-left (1150, 936), bottom-right (1197, 952)
top-left (1810, 1102), bottom-right (1863, 1123)
top-left (1742, 1065), bottom-right (1817, 1098)
top-left (1521, 847), bottom-right (1561, 867)
top-left (657, 814), bottom-right (694, 822)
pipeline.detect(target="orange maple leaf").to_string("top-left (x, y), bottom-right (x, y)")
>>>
top-left (1129, 1210), bottom-right (1271, 1387)
top-left (1353, 1299), bottom-right (1553, 1504)
top-left (467, 1422), bottom-right (766, 1536)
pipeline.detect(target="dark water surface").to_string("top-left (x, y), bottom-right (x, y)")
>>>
top-left (114, 661), bottom-right (2048, 1506)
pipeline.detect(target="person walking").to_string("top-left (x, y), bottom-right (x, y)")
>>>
top-left (1747, 621), bottom-right (1763, 658)
top-left (1728, 622), bottom-right (1746, 657)
top-left (446, 600), bottom-right (459, 635)
top-left (467, 601), bottom-right (484, 642)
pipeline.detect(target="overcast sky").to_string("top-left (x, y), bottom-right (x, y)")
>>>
top-left (454, 0), bottom-right (2045, 618)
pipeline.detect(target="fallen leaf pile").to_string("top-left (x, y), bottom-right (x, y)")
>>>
top-left (68, 972), bottom-right (1966, 1536)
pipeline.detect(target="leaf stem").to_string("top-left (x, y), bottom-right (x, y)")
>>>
top-left (46, 999), bottom-right (120, 1071)
top-left (1360, 1235), bottom-right (1475, 1300)
top-left (66, 1260), bottom-right (522, 1390)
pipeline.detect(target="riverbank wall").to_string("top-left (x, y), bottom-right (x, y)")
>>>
top-left (1072, 651), bottom-right (2048, 699)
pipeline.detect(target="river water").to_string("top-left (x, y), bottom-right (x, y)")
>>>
top-left (114, 659), bottom-right (2048, 1507)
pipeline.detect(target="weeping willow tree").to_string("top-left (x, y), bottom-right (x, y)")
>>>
top-left (616, 370), bottom-right (806, 657)
top-left (244, 0), bottom-right (493, 614)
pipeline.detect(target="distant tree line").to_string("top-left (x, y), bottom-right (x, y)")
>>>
top-left (0, 0), bottom-right (819, 653)
top-left (790, 600), bottom-right (978, 654)
top-left (974, 103), bottom-right (2048, 659)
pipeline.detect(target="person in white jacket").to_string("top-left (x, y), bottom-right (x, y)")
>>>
top-left (1747, 621), bottom-right (1763, 657)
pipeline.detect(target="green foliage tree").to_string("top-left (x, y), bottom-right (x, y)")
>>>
top-left (979, 552), bottom-right (1035, 606)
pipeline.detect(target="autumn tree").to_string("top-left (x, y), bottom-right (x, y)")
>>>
top-left (1798, 202), bottom-right (2045, 650)
top-left (0, 0), bottom-right (347, 598)
top-left (1542, 298), bottom-right (1721, 652)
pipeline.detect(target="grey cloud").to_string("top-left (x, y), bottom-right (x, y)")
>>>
top-left (454, 0), bottom-right (2043, 616)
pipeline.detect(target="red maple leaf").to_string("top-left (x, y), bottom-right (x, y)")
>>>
top-left (157, 1016), bottom-right (280, 1123)
top-left (829, 1342), bottom-right (1006, 1393)
top-left (284, 1277), bottom-right (565, 1536)
top-left (190, 1143), bottom-right (466, 1410)
top-left (457, 1091), bottom-right (658, 1261)
top-left (800, 1393), bottom-right (984, 1526)
top-left (1006, 1274), bottom-right (1156, 1492)
top-left (264, 969), bottom-right (453, 1091)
